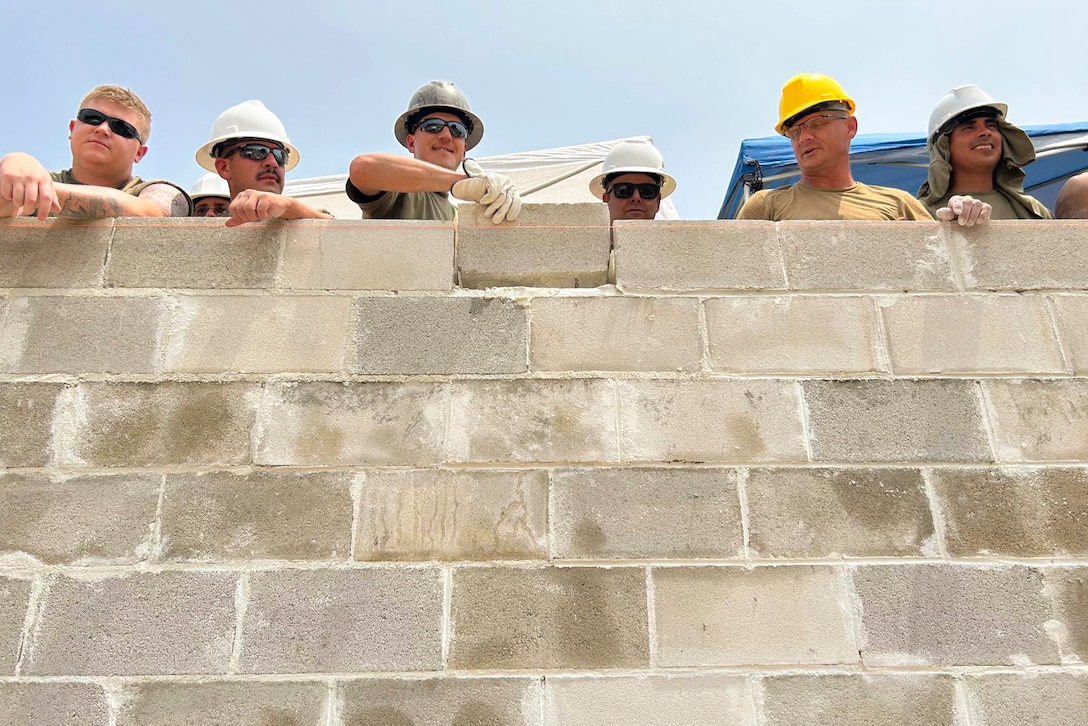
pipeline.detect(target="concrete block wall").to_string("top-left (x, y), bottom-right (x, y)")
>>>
top-left (2, 212), bottom-right (1088, 724)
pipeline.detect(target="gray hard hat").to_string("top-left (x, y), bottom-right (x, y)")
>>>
top-left (393, 80), bottom-right (484, 150)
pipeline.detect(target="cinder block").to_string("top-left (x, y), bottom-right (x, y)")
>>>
top-left (745, 468), bottom-right (934, 558)
top-left (0, 296), bottom-right (165, 374)
top-left (457, 203), bottom-right (610, 288)
top-left (350, 296), bottom-right (527, 375)
top-left (986, 380), bottom-right (1088, 461)
top-left (160, 470), bottom-right (353, 561)
top-left (24, 571), bottom-right (236, 675)
top-left (550, 467), bottom-right (742, 559)
top-left (449, 566), bottom-right (649, 669)
top-left (278, 220), bottom-right (455, 290)
top-left (804, 380), bottom-right (991, 462)
top-left (612, 220), bottom-right (785, 290)
top-left (0, 472), bottom-right (159, 565)
top-left (964, 673), bottom-right (1088, 726)
top-left (850, 564), bottom-right (1059, 666)
top-left (545, 675), bottom-right (754, 726)
top-left (1044, 567), bottom-right (1088, 662)
top-left (881, 294), bottom-right (1063, 373)
top-left (761, 674), bottom-right (957, 726)
top-left (0, 219), bottom-right (109, 288)
top-left (341, 677), bottom-right (542, 726)
top-left (704, 295), bottom-right (880, 374)
top-left (447, 379), bottom-right (619, 463)
top-left (68, 382), bottom-right (257, 467)
top-left (779, 221), bottom-right (954, 290)
top-left (933, 468), bottom-right (1088, 556)
top-left (356, 469), bottom-right (547, 561)
top-left (255, 382), bottom-right (446, 466)
top-left (164, 295), bottom-right (352, 373)
top-left (1, 577), bottom-right (31, 673)
top-left (106, 217), bottom-right (284, 288)
top-left (0, 383), bottom-right (63, 467)
top-left (239, 568), bottom-right (442, 673)
top-left (0, 683), bottom-right (109, 726)
top-left (617, 379), bottom-right (806, 463)
top-left (116, 681), bottom-right (329, 726)
top-left (1054, 295), bottom-right (1088, 374)
top-left (653, 565), bottom-right (857, 666)
top-left (530, 297), bottom-right (702, 372)
top-left (956, 220), bottom-right (1088, 290)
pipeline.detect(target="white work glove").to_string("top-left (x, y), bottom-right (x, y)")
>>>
top-left (450, 159), bottom-right (522, 224)
top-left (936, 194), bottom-right (992, 227)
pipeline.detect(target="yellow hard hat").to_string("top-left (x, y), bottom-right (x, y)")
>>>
top-left (776, 74), bottom-right (856, 136)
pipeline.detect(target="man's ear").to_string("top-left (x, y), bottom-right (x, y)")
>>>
top-left (133, 145), bottom-right (148, 163)
top-left (846, 115), bottom-right (859, 140)
top-left (406, 133), bottom-right (416, 154)
top-left (214, 157), bottom-right (231, 180)
top-left (602, 192), bottom-right (611, 202)
top-left (68, 120), bottom-right (75, 138)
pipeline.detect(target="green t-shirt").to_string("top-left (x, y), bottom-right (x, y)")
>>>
top-left (345, 180), bottom-right (455, 221)
top-left (50, 168), bottom-right (193, 215)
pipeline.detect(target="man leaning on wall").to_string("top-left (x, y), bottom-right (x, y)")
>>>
top-left (589, 139), bottom-right (676, 222)
top-left (0, 84), bottom-right (191, 219)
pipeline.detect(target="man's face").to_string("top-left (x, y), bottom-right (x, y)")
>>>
top-left (948, 115), bottom-right (1002, 174)
top-left (406, 111), bottom-right (468, 171)
top-left (787, 109), bottom-right (856, 178)
top-left (213, 139), bottom-right (287, 196)
top-left (193, 196), bottom-right (230, 217)
top-left (602, 173), bottom-right (662, 221)
top-left (68, 99), bottom-right (147, 174)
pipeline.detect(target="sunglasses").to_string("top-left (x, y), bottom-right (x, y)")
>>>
top-left (608, 182), bottom-right (661, 200)
top-left (76, 108), bottom-right (144, 143)
top-left (413, 117), bottom-right (469, 139)
top-left (219, 143), bottom-right (290, 167)
top-left (786, 113), bottom-right (848, 139)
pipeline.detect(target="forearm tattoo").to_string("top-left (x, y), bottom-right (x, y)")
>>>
top-left (142, 184), bottom-right (191, 217)
top-left (58, 191), bottom-right (123, 219)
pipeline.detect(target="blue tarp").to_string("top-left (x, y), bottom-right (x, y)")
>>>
top-left (718, 123), bottom-right (1088, 219)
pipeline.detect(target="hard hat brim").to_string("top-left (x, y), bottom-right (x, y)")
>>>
top-left (589, 168), bottom-right (677, 200)
top-left (195, 136), bottom-right (301, 173)
top-left (394, 106), bottom-right (484, 150)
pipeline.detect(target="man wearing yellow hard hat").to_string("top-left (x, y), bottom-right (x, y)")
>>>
top-left (739, 74), bottom-right (989, 224)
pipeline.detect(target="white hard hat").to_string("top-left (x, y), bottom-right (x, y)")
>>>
top-left (589, 140), bottom-right (677, 199)
top-left (928, 85), bottom-right (1008, 143)
top-left (195, 100), bottom-right (300, 172)
top-left (189, 172), bottom-right (230, 201)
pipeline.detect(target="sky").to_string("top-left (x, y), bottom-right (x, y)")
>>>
top-left (6, 0), bottom-right (1088, 219)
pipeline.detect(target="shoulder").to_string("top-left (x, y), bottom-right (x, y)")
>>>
top-left (134, 180), bottom-right (194, 217)
top-left (736, 186), bottom-right (790, 220)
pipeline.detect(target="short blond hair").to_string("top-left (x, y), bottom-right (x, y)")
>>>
top-left (79, 85), bottom-right (152, 141)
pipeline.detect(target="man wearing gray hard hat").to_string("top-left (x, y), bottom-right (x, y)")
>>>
top-left (346, 80), bottom-right (521, 223)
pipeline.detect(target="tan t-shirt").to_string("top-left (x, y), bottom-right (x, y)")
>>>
top-left (738, 181), bottom-right (934, 221)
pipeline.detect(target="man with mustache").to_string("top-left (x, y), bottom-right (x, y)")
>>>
top-left (0, 84), bottom-right (191, 219)
top-left (346, 80), bottom-right (520, 223)
top-left (919, 85), bottom-right (1052, 220)
top-left (589, 139), bottom-right (676, 222)
top-left (196, 101), bottom-right (330, 227)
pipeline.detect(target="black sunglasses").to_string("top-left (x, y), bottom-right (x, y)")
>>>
top-left (220, 143), bottom-right (290, 167)
top-left (414, 117), bottom-right (469, 139)
top-left (76, 108), bottom-right (144, 143)
top-left (608, 182), bottom-right (661, 200)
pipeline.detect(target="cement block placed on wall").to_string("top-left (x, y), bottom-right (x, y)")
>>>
top-left (1, 296), bottom-right (165, 374)
top-left (0, 683), bottom-right (109, 726)
top-left (745, 468), bottom-right (934, 558)
top-left (530, 297), bottom-right (702, 372)
top-left (165, 295), bottom-right (352, 373)
top-left (612, 221), bottom-right (785, 290)
top-left (351, 296), bottom-right (527, 375)
top-left (0, 472), bottom-right (159, 565)
top-left (340, 677), bottom-right (543, 726)
top-left (779, 221), bottom-right (954, 291)
top-left (1, 577), bottom-right (31, 674)
top-left (255, 382), bottom-right (446, 466)
top-left (0, 219), bottom-right (110, 288)
top-left (617, 379), bottom-right (806, 463)
top-left (804, 380), bottom-right (990, 462)
top-left (116, 681), bottom-right (329, 726)
top-left (1044, 567), bottom-right (1088, 663)
top-left (550, 467), bottom-right (743, 559)
top-left (545, 675), bottom-right (754, 726)
top-left (356, 469), bottom-right (547, 561)
top-left (705, 295), bottom-right (880, 374)
top-left (1052, 295), bottom-right (1088, 374)
top-left (653, 565), bottom-right (857, 667)
top-left (107, 218), bottom-right (285, 288)
top-left (851, 564), bottom-right (1060, 666)
top-left (447, 379), bottom-right (620, 463)
top-left (67, 382), bottom-right (257, 467)
top-left (160, 470), bottom-right (353, 562)
top-left (956, 220), bottom-right (1088, 290)
top-left (881, 294), bottom-right (1063, 374)
top-left (278, 220), bottom-right (455, 290)
top-left (0, 383), bottom-right (63, 467)
top-left (457, 203), bottom-right (610, 288)
top-left (24, 571), bottom-right (236, 676)
top-left (963, 673), bottom-right (1088, 726)
top-left (985, 380), bottom-right (1088, 461)
top-left (449, 566), bottom-right (649, 669)
top-left (238, 568), bottom-right (442, 673)
top-left (761, 674), bottom-right (958, 726)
